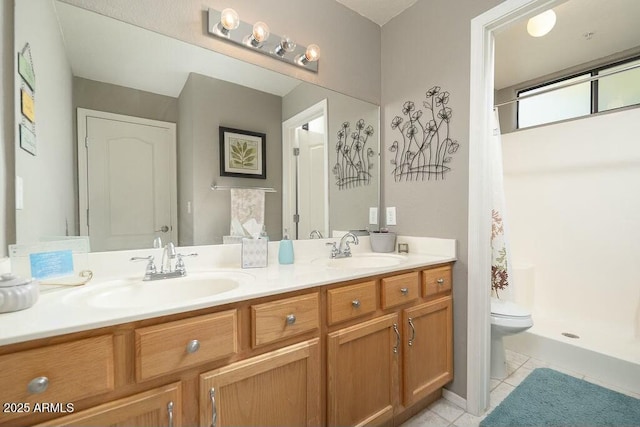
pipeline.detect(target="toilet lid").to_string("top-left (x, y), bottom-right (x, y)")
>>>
top-left (491, 298), bottom-right (531, 318)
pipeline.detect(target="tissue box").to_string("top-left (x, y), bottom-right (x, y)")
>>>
top-left (241, 237), bottom-right (268, 268)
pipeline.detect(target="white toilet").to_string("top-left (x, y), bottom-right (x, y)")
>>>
top-left (490, 297), bottom-right (533, 379)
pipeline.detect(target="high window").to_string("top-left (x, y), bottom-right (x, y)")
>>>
top-left (517, 57), bottom-right (640, 129)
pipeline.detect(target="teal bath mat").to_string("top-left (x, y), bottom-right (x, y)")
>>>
top-left (481, 368), bottom-right (640, 427)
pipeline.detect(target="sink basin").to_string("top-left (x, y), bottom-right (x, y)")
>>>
top-left (313, 253), bottom-right (407, 270)
top-left (63, 271), bottom-right (252, 309)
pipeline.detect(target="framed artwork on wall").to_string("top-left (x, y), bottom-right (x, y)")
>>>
top-left (219, 126), bottom-right (266, 179)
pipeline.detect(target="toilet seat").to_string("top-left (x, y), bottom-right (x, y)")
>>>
top-left (491, 298), bottom-right (531, 317)
top-left (490, 298), bottom-right (533, 327)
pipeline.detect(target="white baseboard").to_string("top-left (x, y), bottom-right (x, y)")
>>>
top-left (442, 388), bottom-right (467, 410)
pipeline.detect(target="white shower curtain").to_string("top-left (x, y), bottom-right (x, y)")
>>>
top-left (490, 109), bottom-right (513, 299)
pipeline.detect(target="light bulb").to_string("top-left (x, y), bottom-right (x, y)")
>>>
top-left (220, 8), bottom-right (239, 34)
top-left (304, 44), bottom-right (321, 62)
top-left (527, 10), bottom-right (556, 37)
top-left (274, 36), bottom-right (296, 56)
top-left (249, 21), bottom-right (270, 46)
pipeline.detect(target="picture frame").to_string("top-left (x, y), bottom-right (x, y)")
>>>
top-left (219, 126), bottom-right (266, 179)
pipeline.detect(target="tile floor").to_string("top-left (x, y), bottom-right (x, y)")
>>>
top-left (401, 349), bottom-right (640, 427)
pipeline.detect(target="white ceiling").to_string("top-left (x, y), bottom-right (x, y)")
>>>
top-left (334, 0), bottom-right (419, 26)
top-left (494, 0), bottom-right (640, 89)
top-left (336, 0), bottom-right (640, 90)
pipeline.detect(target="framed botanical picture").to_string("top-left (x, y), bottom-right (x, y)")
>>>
top-left (219, 127), bottom-right (266, 179)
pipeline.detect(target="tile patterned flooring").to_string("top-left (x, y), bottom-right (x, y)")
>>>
top-left (401, 349), bottom-right (640, 427)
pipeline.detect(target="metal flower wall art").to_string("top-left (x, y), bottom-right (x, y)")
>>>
top-left (332, 119), bottom-right (376, 189)
top-left (389, 86), bottom-right (459, 181)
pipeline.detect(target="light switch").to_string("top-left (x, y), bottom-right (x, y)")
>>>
top-left (369, 207), bottom-right (378, 225)
top-left (386, 207), bottom-right (397, 226)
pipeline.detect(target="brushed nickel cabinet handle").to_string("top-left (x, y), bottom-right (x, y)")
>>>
top-left (210, 388), bottom-right (217, 427)
top-left (352, 299), bottom-right (361, 308)
top-left (400, 287), bottom-right (409, 295)
top-left (393, 323), bottom-right (400, 354)
top-left (286, 314), bottom-right (296, 325)
top-left (437, 278), bottom-right (445, 285)
top-left (167, 401), bottom-right (174, 427)
top-left (408, 317), bottom-right (416, 346)
top-left (186, 339), bottom-right (201, 354)
top-left (27, 376), bottom-right (49, 394)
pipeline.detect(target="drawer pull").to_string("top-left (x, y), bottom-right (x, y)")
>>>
top-left (27, 376), bottom-right (49, 394)
top-left (400, 287), bottom-right (409, 295)
top-left (352, 299), bottom-right (361, 308)
top-left (168, 401), bottom-right (174, 427)
top-left (437, 278), bottom-right (445, 285)
top-left (186, 339), bottom-right (201, 354)
top-left (286, 314), bottom-right (296, 325)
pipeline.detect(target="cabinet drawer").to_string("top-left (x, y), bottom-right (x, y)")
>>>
top-left (135, 310), bottom-right (238, 381)
top-left (422, 265), bottom-right (452, 297)
top-left (0, 335), bottom-right (114, 413)
top-left (381, 272), bottom-right (419, 309)
top-left (251, 293), bottom-right (319, 347)
top-left (327, 280), bottom-right (376, 325)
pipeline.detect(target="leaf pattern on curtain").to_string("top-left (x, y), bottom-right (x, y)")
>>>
top-left (491, 209), bottom-right (509, 297)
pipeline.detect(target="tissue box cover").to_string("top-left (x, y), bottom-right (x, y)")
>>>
top-left (242, 238), bottom-right (268, 268)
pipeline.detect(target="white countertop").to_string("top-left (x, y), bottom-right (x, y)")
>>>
top-left (0, 236), bottom-right (455, 346)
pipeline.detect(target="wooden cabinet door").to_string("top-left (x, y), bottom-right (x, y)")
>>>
top-left (327, 313), bottom-right (400, 427)
top-left (199, 338), bottom-right (320, 427)
top-left (402, 296), bottom-right (453, 406)
top-left (35, 382), bottom-right (181, 427)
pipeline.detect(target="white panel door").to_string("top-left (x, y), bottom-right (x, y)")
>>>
top-left (297, 129), bottom-right (326, 239)
top-left (79, 110), bottom-right (176, 251)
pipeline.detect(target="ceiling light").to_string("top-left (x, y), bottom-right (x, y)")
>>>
top-left (527, 10), bottom-right (556, 37)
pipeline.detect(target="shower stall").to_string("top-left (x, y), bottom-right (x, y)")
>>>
top-left (500, 107), bottom-right (640, 395)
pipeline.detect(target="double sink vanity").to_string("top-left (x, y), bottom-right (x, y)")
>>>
top-left (0, 236), bottom-right (455, 426)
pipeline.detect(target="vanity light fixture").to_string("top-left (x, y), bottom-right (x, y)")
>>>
top-left (527, 9), bottom-right (556, 37)
top-left (207, 8), bottom-right (320, 72)
top-left (297, 44), bottom-right (321, 65)
top-left (218, 8), bottom-right (240, 36)
top-left (248, 21), bottom-right (270, 47)
top-left (274, 36), bottom-right (296, 57)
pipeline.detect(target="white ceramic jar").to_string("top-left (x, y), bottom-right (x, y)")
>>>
top-left (0, 273), bottom-right (39, 313)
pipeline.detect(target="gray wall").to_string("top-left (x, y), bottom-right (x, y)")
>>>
top-left (178, 73), bottom-right (282, 245)
top-left (1, 0), bottom-right (15, 257)
top-left (381, 0), bottom-right (502, 398)
top-left (14, 0), bottom-right (75, 246)
top-left (60, 0), bottom-right (382, 105)
top-left (283, 83), bottom-right (380, 235)
top-left (72, 77), bottom-right (179, 236)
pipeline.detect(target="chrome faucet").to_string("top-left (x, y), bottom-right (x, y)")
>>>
top-left (131, 242), bottom-right (198, 281)
top-left (309, 230), bottom-right (323, 239)
top-left (325, 232), bottom-right (359, 258)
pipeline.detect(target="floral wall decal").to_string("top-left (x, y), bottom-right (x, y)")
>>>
top-left (332, 119), bottom-right (376, 189)
top-left (389, 86), bottom-right (459, 181)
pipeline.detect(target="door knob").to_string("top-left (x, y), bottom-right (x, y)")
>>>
top-left (156, 225), bottom-right (170, 233)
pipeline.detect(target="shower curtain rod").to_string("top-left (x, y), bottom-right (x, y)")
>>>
top-left (494, 62), bottom-right (640, 108)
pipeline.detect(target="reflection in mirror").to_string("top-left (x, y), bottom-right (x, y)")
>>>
top-left (14, 0), bottom-right (380, 251)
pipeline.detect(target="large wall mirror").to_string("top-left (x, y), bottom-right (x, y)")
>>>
top-left (14, 0), bottom-right (380, 252)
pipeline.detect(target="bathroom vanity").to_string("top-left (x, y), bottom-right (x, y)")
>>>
top-left (0, 238), bottom-right (454, 426)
